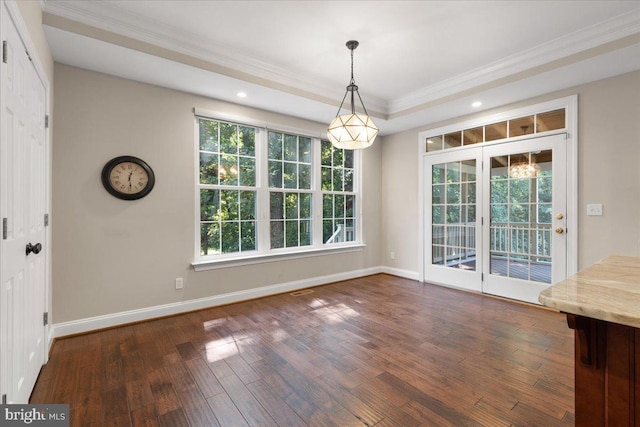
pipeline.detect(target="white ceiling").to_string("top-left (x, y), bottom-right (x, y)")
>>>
top-left (42, 1), bottom-right (640, 135)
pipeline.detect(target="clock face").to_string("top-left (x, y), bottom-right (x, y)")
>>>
top-left (109, 162), bottom-right (149, 195)
top-left (101, 156), bottom-right (155, 200)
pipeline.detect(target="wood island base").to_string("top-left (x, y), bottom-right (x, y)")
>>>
top-left (567, 313), bottom-right (640, 426)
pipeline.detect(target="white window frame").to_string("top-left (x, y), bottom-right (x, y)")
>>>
top-left (192, 109), bottom-right (364, 271)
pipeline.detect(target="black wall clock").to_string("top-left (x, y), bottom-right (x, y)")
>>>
top-left (101, 156), bottom-right (155, 200)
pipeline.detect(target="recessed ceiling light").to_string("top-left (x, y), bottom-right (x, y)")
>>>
top-left (472, 101), bottom-right (482, 108)
top-left (237, 91), bottom-right (247, 98)
top-left (427, 139), bottom-right (434, 144)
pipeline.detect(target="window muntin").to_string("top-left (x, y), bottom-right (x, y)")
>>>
top-left (431, 160), bottom-right (477, 268)
top-left (197, 118), bottom-right (360, 262)
top-left (488, 149), bottom-right (553, 282)
top-left (200, 190), bottom-right (256, 254)
top-left (321, 140), bottom-right (356, 244)
top-left (268, 131), bottom-right (313, 249)
top-left (199, 119), bottom-right (257, 256)
top-left (270, 192), bottom-right (312, 248)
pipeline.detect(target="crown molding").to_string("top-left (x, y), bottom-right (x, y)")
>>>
top-left (389, 8), bottom-right (640, 115)
top-left (42, 1), bottom-right (639, 116)
top-left (41, 0), bottom-right (388, 113)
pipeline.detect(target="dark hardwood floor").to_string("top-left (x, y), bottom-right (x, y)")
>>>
top-left (31, 274), bottom-right (575, 426)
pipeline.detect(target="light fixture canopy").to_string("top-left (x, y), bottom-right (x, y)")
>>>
top-left (327, 40), bottom-right (378, 150)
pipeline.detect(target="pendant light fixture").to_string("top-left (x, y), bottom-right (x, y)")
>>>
top-left (327, 40), bottom-right (378, 150)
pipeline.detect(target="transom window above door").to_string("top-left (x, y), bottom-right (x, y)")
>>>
top-left (426, 108), bottom-right (566, 152)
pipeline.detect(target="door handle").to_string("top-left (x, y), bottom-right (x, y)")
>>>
top-left (26, 242), bottom-right (42, 255)
top-left (555, 228), bottom-right (564, 235)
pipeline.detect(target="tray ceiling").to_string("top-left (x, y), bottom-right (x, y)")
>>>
top-left (42, 1), bottom-right (640, 134)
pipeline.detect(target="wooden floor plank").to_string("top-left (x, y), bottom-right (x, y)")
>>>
top-left (31, 274), bottom-right (574, 426)
top-left (102, 386), bottom-right (130, 426)
top-left (245, 380), bottom-right (307, 427)
top-left (206, 392), bottom-right (250, 427)
top-left (174, 385), bottom-right (221, 427)
top-left (147, 368), bottom-right (182, 416)
top-left (217, 374), bottom-right (278, 427)
top-left (130, 405), bottom-right (160, 427)
top-left (157, 408), bottom-right (190, 427)
top-left (185, 357), bottom-right (225, 398)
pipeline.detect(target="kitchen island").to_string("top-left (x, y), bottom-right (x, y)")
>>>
top-left (539, 255), bottom-right (640, 426)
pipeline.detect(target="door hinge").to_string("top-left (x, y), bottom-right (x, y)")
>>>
top-left (2, 41), bottom-right (7, 64)
top-left (481, 273), bottom-right (484, 281)
top-left (45, 115), bottom-right (49, 129)
top-left (25, 50), bottom-right (31, 62)
top-left (44, 213), bottom-right (49, 227)
top-left (2, 394), bottom-right (6, 404)
top-left (43, 312), bottom-right (49, 326)
top-left (481, 216), bottom-right (484, 226)
top-left (2, 218), bottom-right (7, 240)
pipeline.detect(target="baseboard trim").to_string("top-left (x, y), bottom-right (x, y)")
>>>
top-left (51, 266), bottom-right (384, 338)
top-left (380, 266), bottom-right (420, 281)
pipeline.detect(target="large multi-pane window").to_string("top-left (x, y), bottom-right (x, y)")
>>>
top-left (197, 117), bottom-right (360, 262)
top-left (321, 140), bottom-right (356, 244)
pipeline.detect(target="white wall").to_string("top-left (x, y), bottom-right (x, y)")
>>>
top-left (382, 70), bottom-right (640, 277)
top-left (52, 64), bottom-right (382, 324)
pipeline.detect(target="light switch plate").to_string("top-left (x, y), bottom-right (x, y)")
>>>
top-left (587, 204), bottom-right (603, 216)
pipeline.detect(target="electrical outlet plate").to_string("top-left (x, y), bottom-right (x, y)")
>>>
top-left (587, 204), bottom-right (603, 216)
top-left (175, 278), bottom-right (184, 289)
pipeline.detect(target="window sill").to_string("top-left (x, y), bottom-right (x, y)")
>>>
top-left (192, 244), bottom-right (366, 271)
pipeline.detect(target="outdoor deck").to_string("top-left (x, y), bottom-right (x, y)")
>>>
top-left (454, 257), bottom-right (552, 284)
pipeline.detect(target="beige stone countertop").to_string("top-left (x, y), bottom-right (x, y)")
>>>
top-left (539, 255), bottom-right (640, 328)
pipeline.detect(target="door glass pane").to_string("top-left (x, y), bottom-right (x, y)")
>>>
top-left (431, 160), bottom-right (476, 271)
top-left (489, 149), bottom-right (552, 283)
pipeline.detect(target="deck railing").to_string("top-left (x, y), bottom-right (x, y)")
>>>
top-left (432, 222), bottom-right (551, 264)
top-left (325, 224), bottom-right (355, 244)
top-left (490, 223), bottom-right (551, 257)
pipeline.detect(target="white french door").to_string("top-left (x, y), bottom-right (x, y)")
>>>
top-left (425, 147), bottom-right (483, 292)
top-left (481, 134), bottom-right (566, 303)
top-left (424, 134), bottom-right (567, 304)
top-left (1, 2), bottom-right (48, 403)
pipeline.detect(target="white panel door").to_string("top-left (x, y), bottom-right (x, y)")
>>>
top-left (1, 3), bottom-right (47, 404)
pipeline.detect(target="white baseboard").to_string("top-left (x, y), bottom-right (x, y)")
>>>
top-left (46, 326), bottom-right (55, 360)
top-left (380, 266), bottom-right (420, 281)
top-left (51, 266), bottom-right (384, 338)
